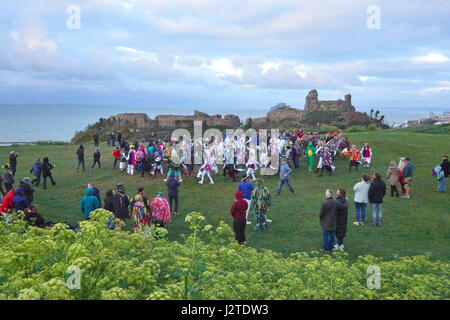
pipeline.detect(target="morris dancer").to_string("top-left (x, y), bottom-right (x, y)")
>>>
top-left (361, 143), bottom-right (373, 168)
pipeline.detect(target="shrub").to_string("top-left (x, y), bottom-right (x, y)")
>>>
top-left (346, 125), bottom-right (366, 132)
top-left (0, 211), bottom-right (448, 300)
top-left (320, 125), bottom-right (340, 133)
top-left (367, 124), bottom-right (378, 131)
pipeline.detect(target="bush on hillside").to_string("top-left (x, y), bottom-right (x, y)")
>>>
top-left (320, 125), bottom-right (340, 133)
top-left (346, 125), bottom-right (366, 132)
top-left (0, 210), bottom-right (448, 300)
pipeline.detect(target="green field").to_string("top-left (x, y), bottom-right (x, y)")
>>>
top-left (1, 128), bottom-right (449, 261)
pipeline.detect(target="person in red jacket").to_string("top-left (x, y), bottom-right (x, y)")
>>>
top-left (230, 191), bottom-right (248, 244)
top-left (113, 147), bottom-right (121, 169)
top-left (0, 189), bottom-right (15, 216)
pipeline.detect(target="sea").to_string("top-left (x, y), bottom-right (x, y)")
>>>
top-left (0, 104), bottom-right (448, 144)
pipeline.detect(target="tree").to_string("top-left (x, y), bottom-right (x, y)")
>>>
top-left (270, 102), bottom-right (291, 111)
top-left (379, 115), bottom-right (385, 124)
top-left (375, 110), bottom-right (380, 120)
top-left (370, 109), bottom-right (374, 118)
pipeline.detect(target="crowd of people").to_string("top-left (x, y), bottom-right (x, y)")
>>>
top-left (0, 128), bottom-right (448, 253)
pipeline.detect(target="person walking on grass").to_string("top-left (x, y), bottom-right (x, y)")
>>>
top-left (305, 142), bottom-right (316, 172)
top-left (386, 161), bottom-right (400, 197)
top-left (91, 148), bottom-right (101, 170)
top-left (437, 155), bottom-right (449, 192)
top-left (238, 177), bottom-right (254, 225)
top-left (42, 157), bottom-right (56, 189)
top-left (368, 172), bottom-right (386, 226)
top-left (319, 189), bottom-right (338, 253)
top-left (230, 190), bottom-right (248, 245)
top-left (276, 158), bottom-right (294, 196)
top-left (80, 187), bottom-right (101, 220)
top-left (352, 174), bottom-right (370, 225)
top-left (401, 157), bottom-right (414, 198)
top-left (76, 145), bottom-right (85, 172)
top-left (334, 188), bottom-right (349, 250)
top-left (166, 173), bottom-right (180, 216)
top-left (30, 158), bottom-right (42, 187)
top-left (93, 132), bottom-right (99, 147)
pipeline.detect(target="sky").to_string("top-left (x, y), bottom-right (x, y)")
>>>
top-left (0, 0), bottom-right (449, 112)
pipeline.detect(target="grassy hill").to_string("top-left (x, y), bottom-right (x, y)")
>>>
top-left (1, 129), bottom-right (449, 261)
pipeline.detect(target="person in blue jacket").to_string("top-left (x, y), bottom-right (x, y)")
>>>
top-left (80, 188), bottom-right (101, 220)
top-left (237, 177), bottom-right (254, 225)
top-left (30, 158), bottom-right (42, 187)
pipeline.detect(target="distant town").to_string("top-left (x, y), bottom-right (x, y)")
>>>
top-left (392, 111), bottom-right (450, 128)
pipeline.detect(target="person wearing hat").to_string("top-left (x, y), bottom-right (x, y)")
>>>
top-left (30, 158), bottom-right (43, 186)
top-left (251, 178), bottom-right (272, 231)
top-left (112, 183), bottom-right (130, 221)
top-left (305, 142), bottom-right (316, 172)
top-left (18, 177), bottom-right (35, 204)
top-left (2, 164), bottom-right (14, 193)
top-left (9, 151), bottom-right (18, 177)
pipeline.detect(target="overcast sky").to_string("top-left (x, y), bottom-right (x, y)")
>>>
top-left (0, 0), bottom-right (449, 111)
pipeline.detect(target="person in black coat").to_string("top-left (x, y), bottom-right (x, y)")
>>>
top-left (438, 155), bottom-right (449, 192)
top-left (93, 132), bottom-right (99, 147)
top-left (368, 172), bottom-right (386, 226)
top-left (112, 183), bottom-right (130, 221)
top-left (335, 188), bottom-right (349, 249)
top-left (9, 151), bottom-right (18, 177)
top-left (91, 148), bottom-right (101, 170)
top-left (88, 183), bottom-right (102, 207)
top-left (76, 145), bottom-right (85, 172)
top-left (166, 174), bottom-right (180, 215)
top-left (319, 189), bottom-right (338, 253)
top-left (42, 157), bottom-right (56, 189)
top-left (104, 189), bottom-right (114, 212)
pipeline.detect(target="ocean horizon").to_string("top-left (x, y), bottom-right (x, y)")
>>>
top-left (0, 104), bottom-right (448, 143)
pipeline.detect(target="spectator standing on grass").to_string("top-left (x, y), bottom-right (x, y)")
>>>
top-left (401, 158), bottom-right (414, 199)
top-left (238, 177), bottom-right (254, 224)
top-left (80, 188), bottom-right (101, 220)
top-left (113, 147), bottom-right (120, 169)
top-left (368, 172), bottom-right (386, 226)
top-left (2, 164), bottom-right (15, 192)
top-left (352, 174), bottom-right (371, 226)
top-left (386, 161), bottom-right (400, 197)
top-left (88, 183), bottom-right (101, 207)
top-left (112, 183), bottom-right (130, 221)
top-left (437, 155), bottom-right (449, 192)
top-left (91, 148), bottom-right (101, 170)
top-left (9, 151), bottom-right (18, 177)
top-left (93, 132), bottom-right (99, 147)
top-left (104, 189), bottom-right (114, 212)
top-left (30, 158), bottom-right (42, 187)
top-left (319, 189), bottom-right (338, 253)
top-left (76, 145), bottom-right (85, 172)
top-left (334, 188), bottom-right (349, 250)
top-left (230, 190), bottom-right (248, 245)
top-left (166, 173), bottom-right (180, 216)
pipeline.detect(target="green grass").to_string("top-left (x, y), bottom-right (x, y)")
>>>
top-left (1, 129), bottom-right (449, 261)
